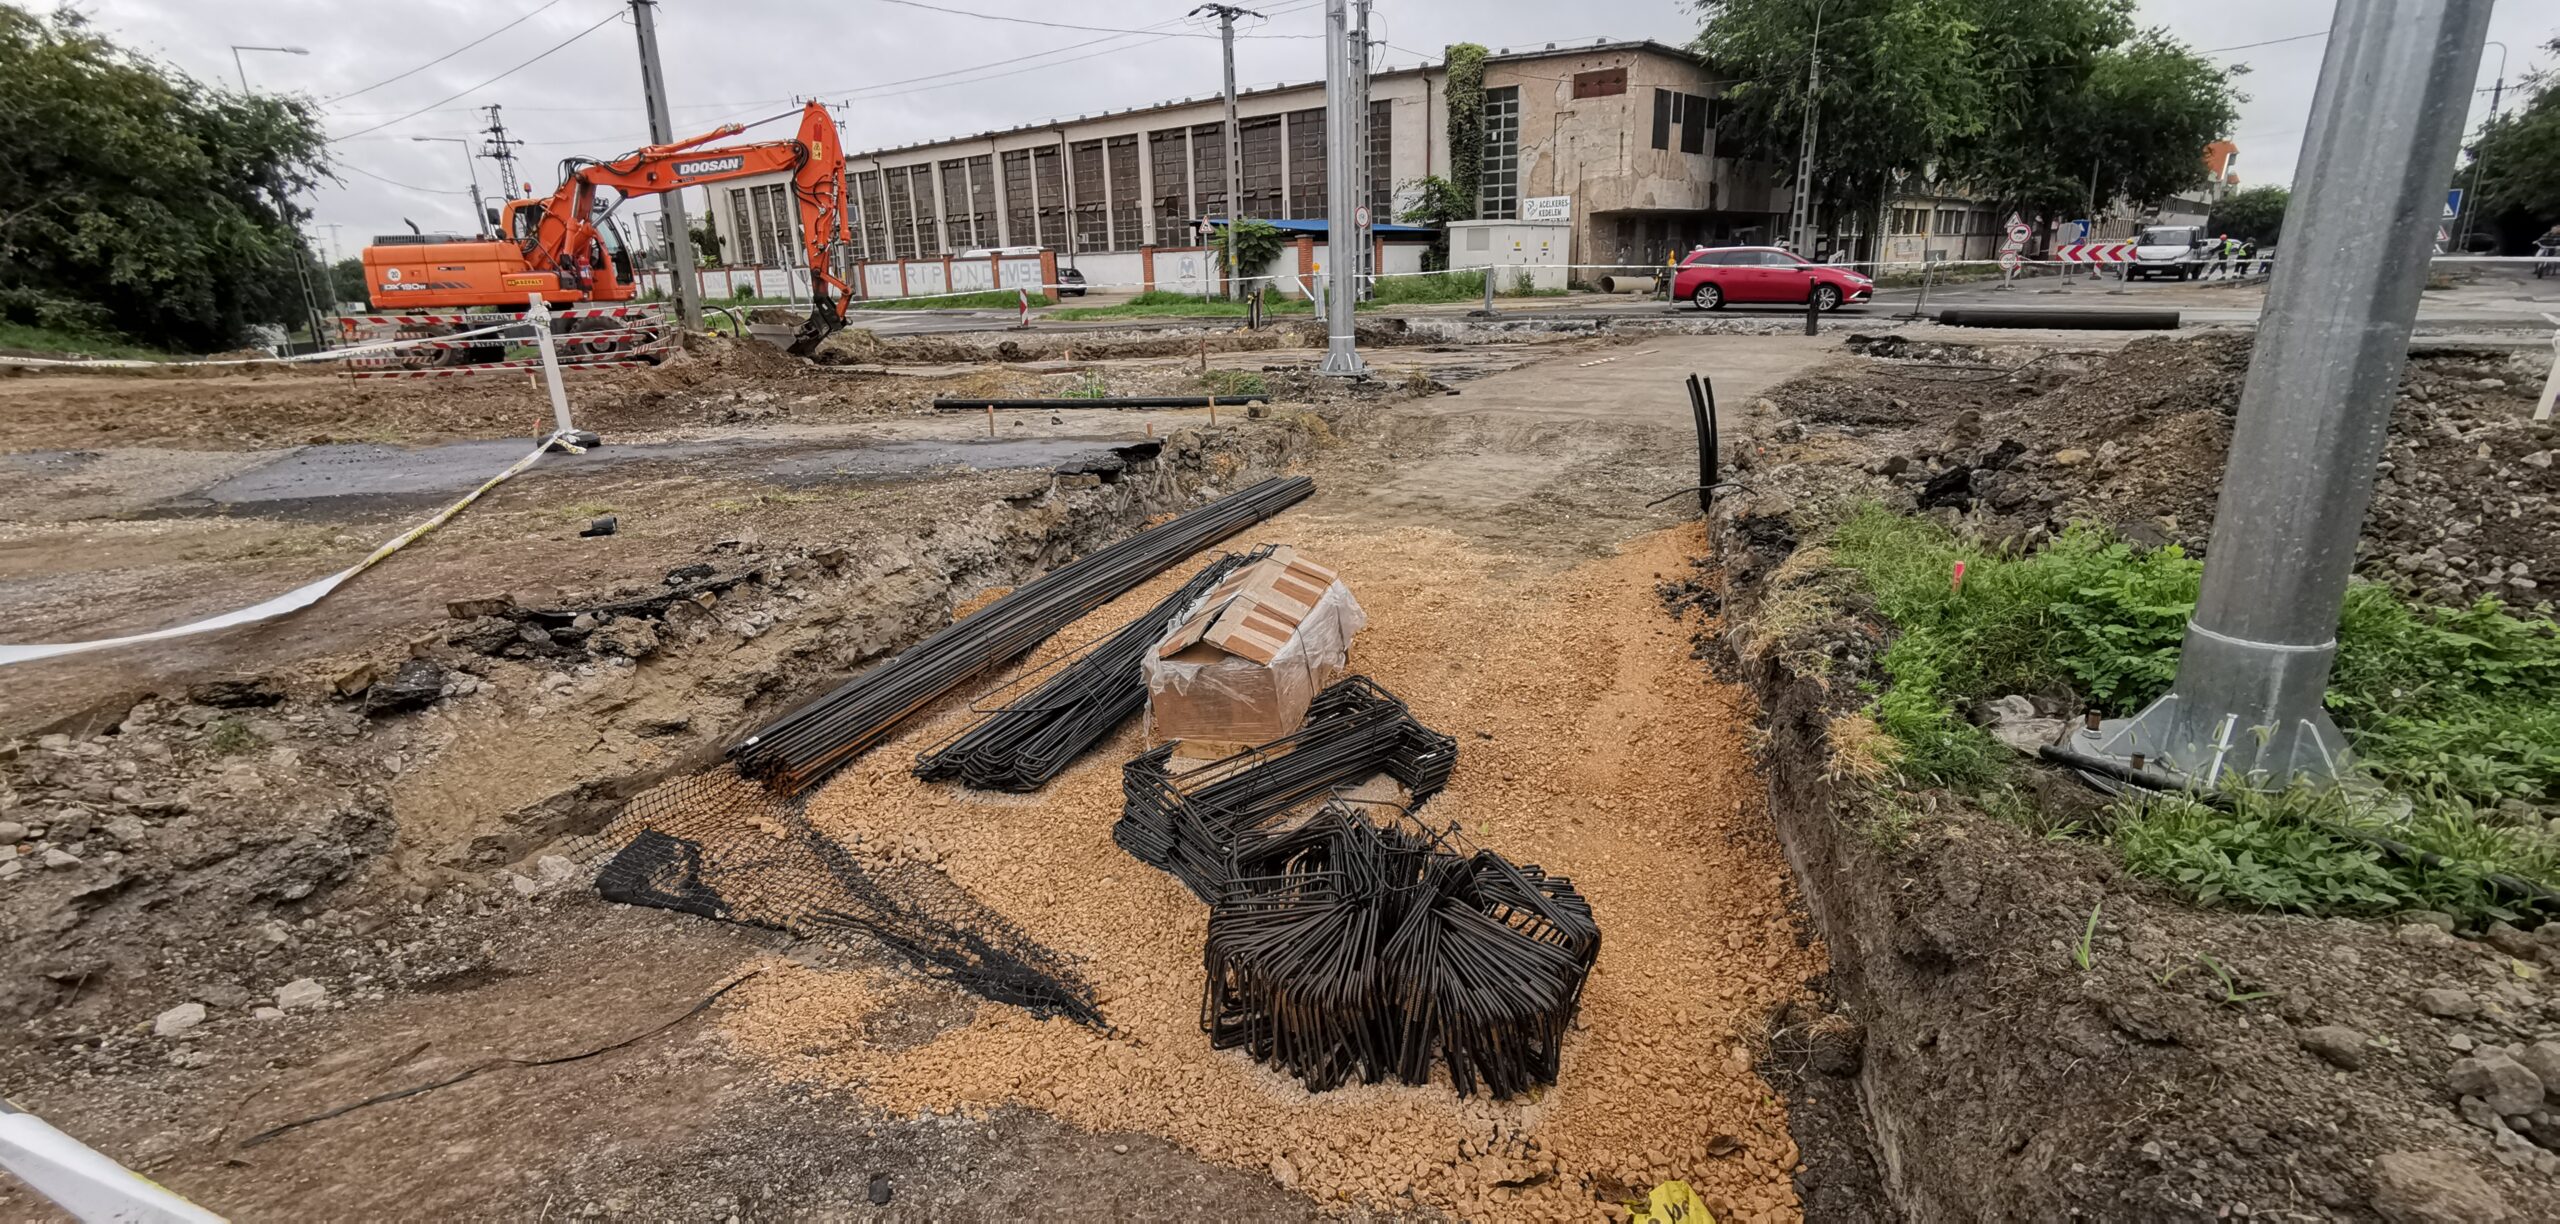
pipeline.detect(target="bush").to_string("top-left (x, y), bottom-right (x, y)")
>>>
top-left (1201, 368), bottom-right (1267, 396)
top-left (1219, 219), bottom-right (1287, 283)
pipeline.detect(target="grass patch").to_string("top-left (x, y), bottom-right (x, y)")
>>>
top-left (1201, 369), bottom-right (1267, 397)
top-left (1062, 371), bottom-right (1109, 399)
top-left (857, 290), bottom-right (1053, 311)
top-left (1826, 504), bottom-right (2560, 923)
top-left (202, 719), bottom-right (258, 756)
top-left (1046, 290), bottom-right (1312, 321)
top-left (0, 320), bottom-right (174, 360)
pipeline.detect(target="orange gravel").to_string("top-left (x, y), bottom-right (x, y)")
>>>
top-left (718, 519), bottom-right (1823, 1221)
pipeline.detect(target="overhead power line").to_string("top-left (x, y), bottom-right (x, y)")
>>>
top-left (335, 160), bottom-right (476, 194)
top-left (2201, 30), bottom-right (2328, 55)
top-left (324, 0), bottom-right (569, 105)
top-left (863, 0), bottom-right (1318, 39)
top-left (327, 8), bottom-right (625, 143)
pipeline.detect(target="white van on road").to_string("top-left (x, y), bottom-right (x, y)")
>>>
top-left (2126, 225), bottom-right (2207, 281)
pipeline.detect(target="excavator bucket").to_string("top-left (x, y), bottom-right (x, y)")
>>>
top-left (786, 304), bottom-right (843, 357)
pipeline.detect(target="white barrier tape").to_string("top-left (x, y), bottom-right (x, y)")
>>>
top-left (1, 1101), bottom-right (224, 1224)
top-left (0, 317), bottom-right (531, 371)
top-left (0, 432), bottom-right (583, 667)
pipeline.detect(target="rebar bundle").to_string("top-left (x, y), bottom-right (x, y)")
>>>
top-left (1115, 675), bottom-right (1458, 900)
top-left (913, 549), bottom-right (1268, 791)
top-left (731, 477), bottom-right (1314, 796)
top-left (1201, 803), bottom-right (1600, 1098)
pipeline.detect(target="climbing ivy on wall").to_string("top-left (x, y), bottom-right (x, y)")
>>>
top-left (1443, 43), bottom-right (1488, 219)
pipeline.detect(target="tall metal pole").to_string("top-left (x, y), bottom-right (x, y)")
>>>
top-left (1193, 5), bottom-right (1258, 299)
top-left (1787, 4), bottom-right (1823, 253)
top-left (1351, 0), bottom-right (1373, 301)
top-left (1316, 0), bottom-right (1366, 376)
top-left (2071, 0), bottom-right (2492, 788)
top-left (630, 0), bottom-right (702, 330)
top-left (2456, 40), bottom-right (2505, 254)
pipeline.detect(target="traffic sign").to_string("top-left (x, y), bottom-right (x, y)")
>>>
top-left (2444, 189), bottom-right (2463, 220)
top-left (1354, 204), bottom-right (1369, 228)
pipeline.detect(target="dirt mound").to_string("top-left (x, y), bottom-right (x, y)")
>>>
top-left (1774, 332), bottom-right (2560, 603)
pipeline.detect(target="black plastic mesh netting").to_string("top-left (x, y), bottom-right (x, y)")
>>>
top-left (579, 765), bottom-right (1101, 1024)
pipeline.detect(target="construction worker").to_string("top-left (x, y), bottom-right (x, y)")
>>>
top-left (2208, 233), bottom-right (2232, 279)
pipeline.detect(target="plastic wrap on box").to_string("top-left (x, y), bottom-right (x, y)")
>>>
top-left (1143, 579), bottom-right (1366, 746)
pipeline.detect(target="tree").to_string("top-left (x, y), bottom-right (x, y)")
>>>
top-left (1697, 0), bottom-right (1990, 241)
top-left (1695, 0), bottom-right (2238, 245)
top-left (2208, 185), bottom-right (2289, 245)
top-left (0, 5), bottom-right (329, 351)
top-left (2461, 35), bottom-right (2560, 244)
top-left (1398, 175), bottom-right (1468, 269)
top-left (689, 216), bottom-right (724, 266)
top-left (328, 256), bottom-right (369, 309)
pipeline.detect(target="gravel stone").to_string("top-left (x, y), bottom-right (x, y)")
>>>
top-left (152, 1002), bottom-right (205, 1037)
top-left (2297, 1025), bottom-right (2369, 1070)
top-left (2449, 1052), bottom-right (2545, 1116)
top-left (2418, 988), bottom-right (2480, 1018)
top-left (273, 978), bottom-right (328, 1011)
top-left (2370, 1149), bottom-right (2513, 1223)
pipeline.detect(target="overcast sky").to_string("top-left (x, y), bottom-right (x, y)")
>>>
top-left (60, 0), bottom-right (2558, 255)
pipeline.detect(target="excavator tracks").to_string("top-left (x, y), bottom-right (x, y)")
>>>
top-left (335, 304), bottom-right (673, 379)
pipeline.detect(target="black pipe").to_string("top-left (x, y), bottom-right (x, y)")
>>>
top-left (933, 395), bottom-right (1266, 411)
top-left (2037, 744), bottom-right (2560, 911)
top-left (1685, 373), bottom-right (1720, 515)
top-left (1937, 307), bottom-right (2180, 330)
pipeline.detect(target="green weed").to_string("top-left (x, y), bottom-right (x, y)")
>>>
top-left (202, 719), bottom-right (257, 756)
top-left (2194, 953), bottom-right (2270, 1006)
top-left (1200, 369), bottom-right (1267, 397)
top-left (1063, 371), bottom-right (1109, 400)
top-left (2073, 899), bottom-right (2101, 971)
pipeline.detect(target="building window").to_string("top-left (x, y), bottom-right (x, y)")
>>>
top-left (1286, 107), bottom-right (1325, 217)
top-left (1033, 144), bottom-right (1065, 247)
top-left (1190, 122), bottom-right (1227, 221)
top-left (1934, 207), bottom-right (1963, 234)
top-left (941, 160), bottom-right (973, 251)
top-left (855, 170), bottom-right (887, 261)
top-left (1068, 139), bottom-right (1106, 253)
top-left (1002, 149), bottom-right (1034, 248)
top-left (1151, 128), bottom-right (1191, 242)
top-left (1479, 85), bottom-right (1520, 219)
top-left (1107, 135), bottom-right (1140, 249)
top-left (1652, 88), bottom-right (1711, 154)
top-left (885, 167), bottom-right (916, 259)
top-left (1367, 98), bottom-right (1392, 218)
top-left (746, 183), bottom-right (800, 266)
top-left (1239, 115), bottom-right (1282, 218)
top-left (966, 154), bottom-right (996, 251)
top-left (727, 190), bottom-right (753, 266)
top-left (1572, 67), bottom-right (1626, 99)
top-left (907, 165), bottom-right (940, 256)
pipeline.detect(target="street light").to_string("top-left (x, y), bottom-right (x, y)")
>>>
top-left (229, 44), bottom-right (308, 92)
top-left (411, 137), bottom-right (490, 237)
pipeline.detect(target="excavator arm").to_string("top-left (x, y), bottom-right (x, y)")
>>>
top-left (520, 102), bottom-right (852, 354)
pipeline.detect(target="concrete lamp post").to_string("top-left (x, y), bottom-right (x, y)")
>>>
top-left (2065, 0), bottom-right (2493, 790)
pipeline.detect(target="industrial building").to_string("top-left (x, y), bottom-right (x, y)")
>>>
top-left (688, 39), bottom-right (1794, 296)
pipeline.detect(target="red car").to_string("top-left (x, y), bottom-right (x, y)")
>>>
top-left (1674, 246), bottom-right (1873, 312)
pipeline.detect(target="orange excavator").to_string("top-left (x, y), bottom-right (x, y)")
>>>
top-left (356, 101), bottom-right (853, 361)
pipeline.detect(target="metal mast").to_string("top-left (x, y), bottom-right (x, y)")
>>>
top-left (1316, 0), bottom-right (1366, 375)
top-left (630, 0), bottom-right (702, 330)
top-left (1786, 4), bottom-right (1824, 253)
top-left (1194, 5), bottom-right (1259, 299)
top-left (481, 105), bottom-right (525, 197)
top-left (2070, 0), bottom-right (2492, 787)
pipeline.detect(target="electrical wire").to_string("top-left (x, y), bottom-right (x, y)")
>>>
top-left (861, 0), bottom-right (1317, 39)
top-left (323, 0), bottom-right (570, 105)
top-left (2201, 29), bottom-right (2328, 55)
top-left (326, 8), bottom-right (625, 143)
top-left (335, 160), bottom-right (477, 195)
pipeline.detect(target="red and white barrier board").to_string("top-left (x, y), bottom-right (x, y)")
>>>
top-left (2055, 242), bottom-right (2137, 264)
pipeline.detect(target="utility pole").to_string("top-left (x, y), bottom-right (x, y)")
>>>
top-left (1194, 4), bottom-right (1258, 299)
top-left (1352, 0), bottom-right (1373, 301)
top-left (1787, 3), bottom-right (1824, 254)
top-left (2066, 0), bottom-right (2491, 788)
top-left (1316, 0), bottom-right (1366, 376)
top-left (630, 0), bottom-right (702, 330)
top-left (481, 104), bottom-right (525, 198)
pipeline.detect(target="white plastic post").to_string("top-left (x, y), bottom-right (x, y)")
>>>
top-left (2536, 316), bottom-right (2559, 423)
top-left (1, 1101), bottom-right (225, 1224)
top-left (524, 293), bottom-right (582, 438)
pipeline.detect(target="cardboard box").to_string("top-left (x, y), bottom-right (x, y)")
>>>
top-left (1145, 547), bottom-right (1365, 748)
